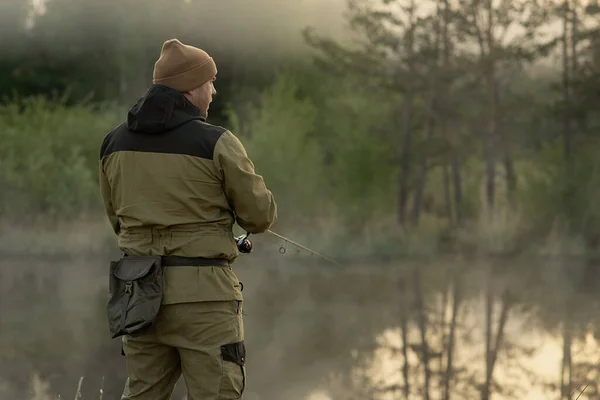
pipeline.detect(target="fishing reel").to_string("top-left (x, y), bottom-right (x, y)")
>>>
top-left (234, 232), bottom-right (252, 254)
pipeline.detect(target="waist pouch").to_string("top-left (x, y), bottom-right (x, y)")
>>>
top-left (107, 255), bottom-right (229, 339)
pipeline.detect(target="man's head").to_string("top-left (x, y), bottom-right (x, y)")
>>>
top-left (152, 39), bottom-right (217, 118)
top-left (182, 78), bottom-right (217, 118)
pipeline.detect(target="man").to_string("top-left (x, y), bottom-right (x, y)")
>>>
top-left (99, 38), bottom-right (277, 400)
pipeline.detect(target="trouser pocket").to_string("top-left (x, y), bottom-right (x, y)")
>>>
top-left (219, 341), bottom-right (246, 399)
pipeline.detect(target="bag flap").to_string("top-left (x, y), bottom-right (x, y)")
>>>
top-left (113, 256), bottom-right (161, 281)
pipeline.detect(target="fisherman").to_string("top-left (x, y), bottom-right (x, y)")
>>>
top-left (99, 38), bottom-right (277, 400)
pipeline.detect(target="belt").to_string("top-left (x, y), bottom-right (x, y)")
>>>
top-left (161, 256), bottom-right (229, 267)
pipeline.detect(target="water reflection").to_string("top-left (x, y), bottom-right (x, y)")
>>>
top-left (1, 253), bottom-right (599, 399)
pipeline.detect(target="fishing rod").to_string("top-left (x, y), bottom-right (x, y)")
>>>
top-left (234, 230), bottom-right (342, 267)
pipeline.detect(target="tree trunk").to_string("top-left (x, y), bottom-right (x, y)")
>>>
top-left (411, 147), bottom-right (428, 227)
top-left (570, 0), bottom-right (582, 138)
top-left (443, 160), bottom-right (453, 225)
top-left (483, 0), bottom-right (497, 215)
top-left (560, 6), bottom-right (574, 397)
top-left (485, 73), bottom-right (497, 214)
top-left (398, 96), bottom-right (413, 225)
top-left (398, 1), bottom-right (418, 226)
top-left (495, 79), bottom-right (516, 206)
top-left (452, 152), bottom-right (463, 224)
top-left (571, 0), bottom-right (579, 73)
top-left (563, 0), bottom-right (573, 159)
top-left (412, 0), bottom-right (442, 227)
top-left (502, 145), bottom-right (516, 207)
top-left (442, 0), bottom-right (459, 225)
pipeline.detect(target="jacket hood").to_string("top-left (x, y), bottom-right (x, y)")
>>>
top-left (127, 84), bottom-right (204, 134)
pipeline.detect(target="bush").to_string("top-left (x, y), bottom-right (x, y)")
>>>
top-left (230, 73), bottom-right (328, 230)
top-left (229, 70), bottom-right (400, 236)
top-left (519, 136), bottom-right (600, 248)
top-left (0, 95), bottom-right (121, 222)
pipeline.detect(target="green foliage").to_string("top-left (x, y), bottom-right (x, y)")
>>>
top-left (315, 79), bottom-right (397, 228)
top-left (231, 74), bottom-right (326, 229)
top-left (519, 137), bottom-right (600, 249)
top-left (228, 69), bottom-right (401, 235)
top-left (0, 96), bottom-right (121, 221)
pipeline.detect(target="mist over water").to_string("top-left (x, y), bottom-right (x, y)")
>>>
top-left (1, 248), bottom-right (593, 399)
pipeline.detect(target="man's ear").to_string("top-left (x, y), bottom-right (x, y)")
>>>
top-left (182, 91), bottom-right (193, 102)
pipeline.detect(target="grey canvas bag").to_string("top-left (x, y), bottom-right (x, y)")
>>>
top-left (107, 255), bottom-right (163, 339)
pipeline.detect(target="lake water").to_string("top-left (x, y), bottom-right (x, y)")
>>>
top-left (1, 250), bottom-right (597, 399)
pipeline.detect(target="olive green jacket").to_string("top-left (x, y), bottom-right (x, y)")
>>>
top-left (99, 85), bottom-right (277, 303)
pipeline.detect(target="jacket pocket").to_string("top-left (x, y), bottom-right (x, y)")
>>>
top-left (219, 341), bottom-right (246, 398)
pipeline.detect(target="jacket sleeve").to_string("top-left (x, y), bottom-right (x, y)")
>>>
top-left (213, 130), bottom-right (277, 234)
top-left (99, 159), bottom-right (121, 235)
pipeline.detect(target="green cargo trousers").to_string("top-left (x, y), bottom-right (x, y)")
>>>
top-left (120, 300), bottom-right (246, 400)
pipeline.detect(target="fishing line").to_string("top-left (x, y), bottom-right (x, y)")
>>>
top-left (266, 229), bottom-right (343, 267)
top-left (234, 230), bottom-right (343, 267)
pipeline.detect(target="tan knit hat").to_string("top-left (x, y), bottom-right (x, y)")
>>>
top-left (152, 39), bottom-right (217, 92)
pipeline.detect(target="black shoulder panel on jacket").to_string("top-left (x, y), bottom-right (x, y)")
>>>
top-left (100, 120), bottom-right (227, 161)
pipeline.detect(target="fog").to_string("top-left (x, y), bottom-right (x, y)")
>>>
top-left (1, 0), bottom-right (349, 54)
top-left (3, 223), bottom-right (599, 399)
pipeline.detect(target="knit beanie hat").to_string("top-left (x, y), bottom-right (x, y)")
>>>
top-left (152, 39), bottom-right (217, 92)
